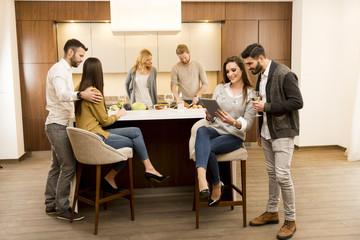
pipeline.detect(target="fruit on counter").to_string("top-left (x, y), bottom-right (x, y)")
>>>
top-left (123, 103), bottom-right (132, 110)
top-left (117, 101), bottom-right (122, 109)
top-left (107, 105), bottom-right (120, 111)
top-left (190, 105), bottom-right (203, 109)
top-left (131, 102), bottom-right (147, 110)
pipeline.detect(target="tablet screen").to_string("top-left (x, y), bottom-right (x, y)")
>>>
top-left (201, 99), bottom-right (221, 118)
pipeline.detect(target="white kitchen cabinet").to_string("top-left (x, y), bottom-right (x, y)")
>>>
top-left (157, 24), bottom-right (190, 71)
top-left (189, 23), bottom-right (221, 71)
top-left (57, 22), bottom-right (220, 73)
top-left (91, 23), bottom-right (126, 73)
top-left (124, 35), bottom-right (158, 72)
top-left (56, 23), bottom-right (92, 74)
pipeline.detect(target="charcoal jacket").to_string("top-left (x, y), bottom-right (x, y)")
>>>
top-left (256, 61), bottom-right (303, 139)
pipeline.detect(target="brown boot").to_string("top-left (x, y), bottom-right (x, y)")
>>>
top-left (249, 212), bottom-right (279, 226)
top-left (277, 220), bottom-right (296, 240)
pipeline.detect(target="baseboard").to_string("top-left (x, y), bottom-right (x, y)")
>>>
top-left (0, 152), bottom-right (32, 164)
top-left (294, 145), bottom-right (346, 152)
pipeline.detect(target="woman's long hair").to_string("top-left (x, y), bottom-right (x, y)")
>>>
top-left (222, 56), bottom-right (253, 103)
top-left (132, 49), bottom-right (152, 73)
top-left (75, 57), bottom-right (105, 116)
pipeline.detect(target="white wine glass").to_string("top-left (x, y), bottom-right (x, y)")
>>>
top-left (164, 93), bottom-right (174, 109)
top-left (250, 91), bottom-right (262, 117)
top-left (118, 95), bottom-right (126, 104)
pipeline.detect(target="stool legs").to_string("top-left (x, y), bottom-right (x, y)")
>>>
top-left (241, 160), bottom-right (247, 227)
top-left (128, 158), bottom-right (135, 221)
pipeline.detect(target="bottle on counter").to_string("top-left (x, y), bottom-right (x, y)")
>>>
top-left (178, 92), bottom-right (184, 112)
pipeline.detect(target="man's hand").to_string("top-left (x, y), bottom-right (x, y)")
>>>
top-left (81, 87), bottom-right (102, 104)
top-left (257, 136), bottom-right (262, 147)
top-left (192, 96), bottom-right (199, 105)
top-left (251, 100), bottom-right (265, 112)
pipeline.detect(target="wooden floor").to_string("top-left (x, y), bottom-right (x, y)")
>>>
top-left (1, 147), bottom-right (360, 240)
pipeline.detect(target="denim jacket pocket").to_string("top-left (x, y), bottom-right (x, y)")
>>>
top-left (273, 114), bottom-right (290, 131)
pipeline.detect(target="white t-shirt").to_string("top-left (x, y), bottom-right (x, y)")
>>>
top-left (260, 60), bottom-right (272, 140)
top-left (134, 71), bottom-right (152, 106)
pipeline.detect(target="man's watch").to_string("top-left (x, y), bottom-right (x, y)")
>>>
top-left (195, 95), bottom-right (200, 98)
top-left (77, 91), bottom-right (82, 100)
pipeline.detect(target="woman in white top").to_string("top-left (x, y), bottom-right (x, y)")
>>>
top-left (125, 49), bottom-right (158, 106)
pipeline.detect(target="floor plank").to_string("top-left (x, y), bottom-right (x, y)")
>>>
top-left (1, 147), bottom-right (360, 239)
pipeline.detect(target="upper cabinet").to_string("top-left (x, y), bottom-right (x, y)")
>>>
top-left (91, 23), bottom-right (126, 73)
top-left (57, 23), bottom-right (221, 73)
top-left (56, 23), bottom-right (92, 74)
top-left (124, 35), bottom-right (158, 72)
top-left (188, 23), bottom-right (221, 72)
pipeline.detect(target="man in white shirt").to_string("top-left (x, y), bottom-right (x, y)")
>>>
top-left (171, 44), bottom-right (208, 106)
top-left (45, 39), bottom-right (102, 221)
top-left (241, 43), bottom-right (303, 240)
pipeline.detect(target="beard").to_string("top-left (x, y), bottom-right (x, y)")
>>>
top-left (70, 55), bottom-right (79, 68)
top-left (250, 61), bottom-right (263, 75)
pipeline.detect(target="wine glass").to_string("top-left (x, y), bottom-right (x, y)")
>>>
top-left (117, 95), bottom-right (127, 109)
top-left (118, 95), bottom-right (126, 104)
top-left (250, 91), bottom-right (262, 117)
top-left (164, 93), bottom-right (174, 109)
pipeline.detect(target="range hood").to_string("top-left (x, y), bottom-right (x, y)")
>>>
top-left (110, 0), bottom-right (181, 35)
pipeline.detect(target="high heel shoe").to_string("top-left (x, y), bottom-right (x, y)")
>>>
top-left (102, 179), bottom-right (123, 194)
top-left (199, 189), bottom-right (210, 202)
top-left (144, 172), bottom-right (169, 183)
top-left (208, 182), bottom-right (224, 207)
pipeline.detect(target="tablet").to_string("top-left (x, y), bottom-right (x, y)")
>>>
top-left (201, 99), bottom-right (222, 118)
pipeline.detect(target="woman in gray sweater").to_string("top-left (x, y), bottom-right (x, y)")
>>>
top-left (195, 56), bottom-right (255, 206)
top-left (125, 49), bottom-right (157, 106)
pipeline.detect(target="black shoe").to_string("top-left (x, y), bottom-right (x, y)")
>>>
top-left (102, 179), bottom-right (123, 194)
top-left (57, 208), bottom-right (84, 221)
top-left (208, 182), bottom-right (224, 207)
top-left (45, 206), bottom-right (56, 215)
top-left (144, 172), bottom-right (169, 183)
top-left (199, 189), bottom-right (210, 202)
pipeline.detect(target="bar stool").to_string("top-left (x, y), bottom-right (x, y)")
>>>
top-left (189, 119), bottom-right (247, 229)
top-left (66, 127), bottom-right (135, 235)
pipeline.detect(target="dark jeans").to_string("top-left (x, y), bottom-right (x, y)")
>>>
top-left (97, 127), bottom-right (149, 172)
top-left (195, 126), bottom-right (243, 184)
top-left (45, 123), bottom-right (76, 212)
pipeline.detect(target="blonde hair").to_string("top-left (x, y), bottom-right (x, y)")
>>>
top-left (176, 44), bottom-right (190, 55)
top-left (132, 49), bottom-right (153, 72)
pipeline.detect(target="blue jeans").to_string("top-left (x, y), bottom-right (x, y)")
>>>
top-left (195, 126), bottom-right (243, 184)
top-left (97, 127), bottom-right (149, 172)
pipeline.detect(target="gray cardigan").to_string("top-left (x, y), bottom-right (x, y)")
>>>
top-left (124, 67), bottom-right (158, 105)
top-left (257, 61), bottom-right (303, 139)
top-left (209, 84), bottom-right (255, 141)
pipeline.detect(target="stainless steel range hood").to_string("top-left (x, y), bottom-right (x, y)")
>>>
top-left (110, 0), bottom-right (181, 35)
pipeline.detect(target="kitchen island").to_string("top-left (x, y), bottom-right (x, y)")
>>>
top-left (81, 109), bottom-right (206, 188)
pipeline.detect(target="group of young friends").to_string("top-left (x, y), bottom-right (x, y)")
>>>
top-left (44, 39), bottom-right (303, 240)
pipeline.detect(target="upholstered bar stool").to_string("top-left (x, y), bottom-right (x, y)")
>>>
top-left (66, 127), bottom-right (135, 235)
top-left (189, 119), bottom-right (248, 229)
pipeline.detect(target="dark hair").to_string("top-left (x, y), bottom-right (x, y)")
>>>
top-left (75, 57), bottom-right (105, 116)
top-left (241, 43), bottom-right (266, 59)
top-left (63, 39), bottom-right (88, 55)
top-left (222, 56), bottom-right (253, 103)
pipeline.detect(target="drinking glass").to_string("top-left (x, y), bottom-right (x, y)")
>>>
top-left (118, 95), bottom-right (127, 104)
top-left (250, 91), bottom-right (262, 117)
top-left (164, 93), bottom-right (174, 109)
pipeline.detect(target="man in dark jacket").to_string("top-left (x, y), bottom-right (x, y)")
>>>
top-left (241, 43), bottom-right (303, 240)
